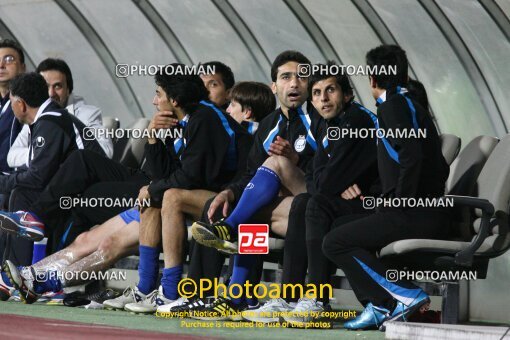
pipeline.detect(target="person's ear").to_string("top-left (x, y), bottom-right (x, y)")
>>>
top-left (244, 108), bottom-right (253, 121)
top-left (271, 82), bottom-right (277, 94)
top-left (369, 76), bottom-right (377, 89)
top-left (170, 98), bottom-right (179, 108)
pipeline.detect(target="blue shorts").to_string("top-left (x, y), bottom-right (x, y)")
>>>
top-left (119, 208), bottom-right (140, 224)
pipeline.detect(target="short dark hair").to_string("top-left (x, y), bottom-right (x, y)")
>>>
top-left (308, 61), bottom-right (353, 99)
top-left (230, 81), bottom-right (276, 122)
top-left (407, 79), bottom-right (429, 110)
top-left (366, 44), bottom-right (408, 89)
top-left (0, 38), bottom-right (25, 64)
top-left (36, 58), bottom-right (74, 93)
top-left (9, 72), bottom-right (49, 107)
top-left (154, 64), bottom-right (209, 113)
top-left (271, 50), bottom-right (311, 82)
top-left (202, 61), bottom-right (235, 90)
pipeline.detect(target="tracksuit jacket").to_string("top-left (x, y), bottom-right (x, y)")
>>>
top-left (0, 98), bottom-right (105, 193)
top-left (308, 100), bottom-right (379, 196)
top-left (228, 104), bottom-right (319, 202)
top-left (376, 87), bottom-right (448, 199)
top-left (145, 101), bottom-right (253, 204)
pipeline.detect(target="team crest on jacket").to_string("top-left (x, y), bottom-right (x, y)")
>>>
top-left (294, 135), bottom-right (306, 152)
top-left (35, 136), bottom-right (45, 148)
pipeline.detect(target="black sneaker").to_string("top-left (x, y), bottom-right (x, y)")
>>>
top-left (168, 296), bottom-right (214, 317)
top-left (63, 289), bottom-right (120, 307)
top-left (191, 220), bottom-right (238, 254)
top-left (189, 296), bottom-right (246, 321)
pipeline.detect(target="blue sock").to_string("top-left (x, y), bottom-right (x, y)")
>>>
top-left (137, 245), bottom-right (160, 294)
top-left (229, 255), bottom-right (256, 305)
top-left (33, 270), bottom-right (62, 294)
top-left (161, 265), bottom-right (183, 300)
top-left (1, 271), bottom-right (12, 287)
top-left (225, 166), bottom-right (281, 231)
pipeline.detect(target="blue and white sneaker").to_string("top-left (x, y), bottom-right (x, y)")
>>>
top-left (344, 303), bottom-right (390, 330)
top-left (0, 211), bottom-right (45, 241)
top-left (379, 291), bottom-right (431, 331)
top-left (125, 286), bottom-right (175, 314)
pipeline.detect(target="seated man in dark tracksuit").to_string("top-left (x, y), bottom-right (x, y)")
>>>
top-left (322, 45), bottom-right (451, 330)
top-left (100, 70), bottom-right (255, 313)
top-left (190, 51), bottom-right (319, 318)
top-left (0, 72), bottom-right (105, 266)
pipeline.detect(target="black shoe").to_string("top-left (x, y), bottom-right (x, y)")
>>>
top-left (63, 289), bottom-right (120, 307)
top-left (191, 220), bottom-right (238, 254)
top-left (189, 296), bottom-right (247, 321)
top-left (169, 296), bottom-right (215, 316)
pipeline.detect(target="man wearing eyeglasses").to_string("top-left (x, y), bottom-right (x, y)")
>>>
top-left (0, 39), bottom-right (24, 173)
top-left (0, 39), bottom-right (24, 196)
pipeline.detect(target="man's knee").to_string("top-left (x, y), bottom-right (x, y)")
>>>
top-left (162, 188), bottom-right (183, 213)
top-left (73, 230), bottom-right (92, 248)
top-left (287, 193), bottom-right (311, 231)
top-left (306, 194), bottom-right (332, 219)
top-left (290, 193), bottom-right (311, 212)
top-left (322, 228), bottom-right (350, 258)
top-left (97, 234), bottom-right (120, 259)
top-left (322, 233), bottom-right (337, 259)
top-left (263, 155), bottom-right (291, 175)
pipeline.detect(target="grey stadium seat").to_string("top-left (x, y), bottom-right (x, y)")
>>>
top-left (379, 135), bottom-right (510, 323)
top-left (102, 116), bottom-right (120, 131)
top-left (440, 133), bottom-right (461, 165)
top-left (112, 118), bottom-right (150, 168)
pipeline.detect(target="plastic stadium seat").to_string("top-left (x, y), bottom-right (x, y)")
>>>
top-left (440, 134), bottom-right (461, 165)
top-left (102, 116), bottom-right (120, 131)
top-left (112, 118), bottom-right (150, 168)
top-left (379, 135), bottom-right (510, 323)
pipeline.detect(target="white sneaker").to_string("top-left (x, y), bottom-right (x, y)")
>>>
top-left (283, 298), bottom-right (330, 327)
top-left (124, 286), bottom-right (174, 313)
top-left (241, 298), bottom-right (294, 323)
top-left (156, 296), bottom-right (188, 313)
top-left (103, 286), bottom-right (145, 310)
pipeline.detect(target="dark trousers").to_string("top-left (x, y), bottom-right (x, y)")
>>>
top-left (322, 208), bottom-right (451, 310)
top-left (306, 194), bottom-right (367, 303)
top-left (281, 193), bottom-right (310, 302)
top-left (30, 149), bottom-right (149, 228)
top-left (0, 188), bottom-right (43, 265)
top-left (187, 196), bottom-right (264, 298)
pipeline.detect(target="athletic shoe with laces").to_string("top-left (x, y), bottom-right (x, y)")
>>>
top-left (241, 298), bottom-right (294, 323)
top-left (156, 296), bottom-right (188, 313)
top-left (0, 211), bottom-right (45, 241)
top-left (3, 260), bottom-right (39, 304)
top-left (343, 302), bottom-right (390, 330)
top-left (103, 286), bottom-right (146, 310)
top-left (124, 286), bottom-right (175, 313)
top-left (0, 271), bottom-right (15, 301)
top-left (379, 291), bottom-right (431, 331)
top-left (168, 296), bottom-right (216, 317)
top-left (63, 289), bottom-right (119, 307)
top-left (282, 298), bottom-right (332, 328)
top-left (190, 296), bottom-right (247, 321)
top-left (191, 220), bottom-right (238, 254)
